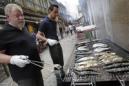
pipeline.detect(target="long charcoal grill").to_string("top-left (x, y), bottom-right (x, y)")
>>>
top-left (63, 40), bottom-right (129, 86)
top-left (64, 65), bottom-right (129, 86)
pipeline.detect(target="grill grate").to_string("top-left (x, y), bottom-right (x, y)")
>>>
top-left (64, 40), bottom-right (129, 86)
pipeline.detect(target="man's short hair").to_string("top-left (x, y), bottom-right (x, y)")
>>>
top-left (48, 4), bottom-right (59, 12)
top-left (4, 3), bottom-right (23, 16)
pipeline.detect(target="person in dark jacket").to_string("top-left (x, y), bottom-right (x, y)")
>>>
top-left (0, 3), bottom-right (44, 86)
top-left (36, 4), bottom-right (65, 86)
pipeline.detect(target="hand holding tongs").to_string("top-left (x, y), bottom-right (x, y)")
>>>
top-left (27, 59), bottom-right (62, 70)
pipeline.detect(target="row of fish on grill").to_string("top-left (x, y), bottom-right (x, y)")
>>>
top-left (74, 41), bottom-right (129, 75)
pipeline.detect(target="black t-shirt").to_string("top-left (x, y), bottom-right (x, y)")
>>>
top-left (39, 16), bottom-right (59, 41)
top-left (0, 24), bottom-right (42, 81)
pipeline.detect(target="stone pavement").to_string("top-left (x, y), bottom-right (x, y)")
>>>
top-left (0, 34), bottom-right (77, 86)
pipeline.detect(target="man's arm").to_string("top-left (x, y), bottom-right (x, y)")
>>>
top-left (36, 31), bottom-right (47, 46)
top-left (0, 53), bottom-right (11, 64)
top-left (36, 31), bottom-right (58, 46)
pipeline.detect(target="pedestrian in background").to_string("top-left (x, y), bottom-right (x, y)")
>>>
top-left (73, 25), bottom-right (76, 33)
top-left (59, 23), bottom-right (64, 39)
top-left (0, 3), bottom-right (44, 86)
top-left (65, 25), bottom-right (69, 36)
top-left (69, 24), bottom-right (73, 35)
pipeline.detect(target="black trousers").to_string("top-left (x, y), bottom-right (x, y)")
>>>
top-left (49, 43), bottom-right (64, 66)
top-left (17, 71), bottom-right (44, 86)
top-left (49, 44), bottom-right (65, 86)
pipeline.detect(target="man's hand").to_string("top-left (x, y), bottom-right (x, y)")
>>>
top-left (36, 31), bottom-right (47, 47)
top-left (42, 40), bottom-right (48, 46)
top-left (47, 39), bottom-right (58, 46)
top-left (10, 55), bottom-right (30, 68)
top-left (36, 31), bottom-right (47, 42)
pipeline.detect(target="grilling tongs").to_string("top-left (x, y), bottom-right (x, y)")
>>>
top-left (27, 59), bottom-right (62, 70)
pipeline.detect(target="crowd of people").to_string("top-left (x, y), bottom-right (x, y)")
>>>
top-left (67, 24), bottom-right (76, 35)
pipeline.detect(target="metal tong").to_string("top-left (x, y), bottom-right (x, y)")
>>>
top-left (116, 75), bottom-right (125, 86)
top-left (27, 59), bottom-right (62, 70)
top-left (28, 59), bottom-right (44, 69)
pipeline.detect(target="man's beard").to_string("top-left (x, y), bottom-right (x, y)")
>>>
top-left (17, 21), bottom-right (25, 30)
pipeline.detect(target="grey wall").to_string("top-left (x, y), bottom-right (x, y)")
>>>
top-left (86, 0), bottom-right (129, 51)
top-left (88, 0), bottom-right (109, 40)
